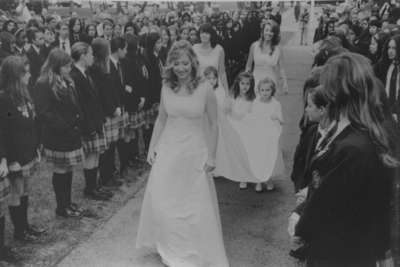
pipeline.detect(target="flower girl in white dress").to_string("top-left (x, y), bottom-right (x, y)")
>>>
top-left (246, 77), bottom-right (285, 192)
top-left (204, 67), bottom-right (257, 184)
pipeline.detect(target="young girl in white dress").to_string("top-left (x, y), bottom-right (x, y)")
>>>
top-left (204, 67), bottom-right (257, 183)
top-left (226, 72), bottom-right (259, 190)
top-left (247, 77), bottom-right (285, 192)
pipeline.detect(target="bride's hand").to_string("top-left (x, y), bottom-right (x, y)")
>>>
top-left (203, 157), bottom-right (216, 173)
top-left (147, 147), bottom-right (157, 165)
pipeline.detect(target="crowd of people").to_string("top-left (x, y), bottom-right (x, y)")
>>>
top-left (0, 0), bottom-right (400, 266)
top-left (0, 0), bottom-right (290, 264)
top-left (289, 0), bottom-right (400, 266)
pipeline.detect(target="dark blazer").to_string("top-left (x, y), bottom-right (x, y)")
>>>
top-left (34, 77), bottom-right (83, 151)
top-left (144, 53), bottom-right (162, 108)
top-left (122, 54), bottom-right (148, 113)
top-left (70, 33), bottom-right (85, 45)
top-left (291, 123), bottom-right (319, 192)
top-left (26, 46), bottom-right (46, 90)
top-left (295, 125), bottom-right (391, 261)
top-left (70, 66), bottom-right (105, 137)
top-left (89, 64), bottom-right (121, 117)
top-left (0, 94), bottom-right (38, 166)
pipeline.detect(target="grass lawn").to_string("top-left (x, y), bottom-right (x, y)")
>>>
top-left (2, 159), bottom-right (150, 267)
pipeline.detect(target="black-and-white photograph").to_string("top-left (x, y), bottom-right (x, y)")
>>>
top-left (0, 0), bottom-right (398, 266)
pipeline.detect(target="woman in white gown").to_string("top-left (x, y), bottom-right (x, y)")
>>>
top-left (245, 20), bottom-right (289, 94)
top-left (136, 40), bottom-right (229, 267)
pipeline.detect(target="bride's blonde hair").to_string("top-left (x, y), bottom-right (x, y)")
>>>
top-left (163, 40), bottom-right (201, 94)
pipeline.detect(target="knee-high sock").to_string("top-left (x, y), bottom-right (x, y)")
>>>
top-left (52, 173), bottom-right (68, 211)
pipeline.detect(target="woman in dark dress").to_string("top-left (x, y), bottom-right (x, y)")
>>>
top-left (289, 52), bottom-right (395, 267)
top-left (34, 49), bottom-right (84, 218)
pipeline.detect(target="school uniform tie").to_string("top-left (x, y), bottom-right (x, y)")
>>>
top-left (117, 62), bottom-right (123, 85)
top-left (61, 41), bottom-right (66, 51)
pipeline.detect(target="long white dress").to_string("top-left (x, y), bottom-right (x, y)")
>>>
top-left (245, 97), bottom-right (285, 182)
top-left (136, 82), bottom-right (229, 267)
top-left (252, 41), bottom-right (282, 88)
top-left (193, 43), bottom-right (222, 78)
top-left (213, 88), bottom-right (258, 183)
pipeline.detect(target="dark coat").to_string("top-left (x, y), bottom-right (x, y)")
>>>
top-left (0, 94), bottom-right (38, 166)
top-left (26, 46), bottom-right (46, 90)
top-left (122, 54), bottom-right (148, 113)
top-left (89, 64), bottom-right (121, 118)
top-left (144, 53), bottom-right (162, 108)
top-left (70, 66), bottom-right (105, 137)
top-left (291, 123), bottom-right (319, 192)
top-left (295, 125), bottom-right (391, 261)
top-left (34, 78), bottom-right (83, 151)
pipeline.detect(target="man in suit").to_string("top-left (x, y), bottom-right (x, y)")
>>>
top-left (53, 21), bottom-right (71, 55)
top-left (101, 20), bottom-right (113, 41)
top-left (26, 27), bottom-right (46, 93)
top-left (109, 37), bottom-right (130, 178)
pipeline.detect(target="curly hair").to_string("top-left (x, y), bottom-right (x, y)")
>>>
top-left (163, 40), bottom-right (200, 94)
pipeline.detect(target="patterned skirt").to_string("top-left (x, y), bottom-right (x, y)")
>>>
top-left (121, 111), bottom-right (147, 139)
top-left (0, 176), bottom-right (10, 203)
top-left (82, 128), bottom-right (108, 155)
top-left (104, 115), bottom-right (122, 144)
top-left (8, 160), bottom-right (38, 206)
top-left (44, 147), bottom-right (84, 168)
top-left (118, 111), bottom-right (131, 140)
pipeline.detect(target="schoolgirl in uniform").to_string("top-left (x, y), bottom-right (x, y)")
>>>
top-left (89, 38), bottom-right (123, 188)
top-left (35, 49), bottom-right (84, 218)
top-left (70, 42), bottom-right (112, 201)
top-left (122, 35), bottom-right (147, 166)
top-left (0, 56), bottom-right (46, 253)
top-left (289, 53), bottom-right (395, 267)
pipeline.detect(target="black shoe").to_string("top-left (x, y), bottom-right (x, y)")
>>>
top-left (104, 179), bottom-right (123, 187)
top-left (56, 207), bottom-right (82, 218)
top-left (26, 224), bottom-right (47, 236)
top-left (96, 187), bottom-right (114, 198)
top-left (14, 230), bottom-right (39, 242)
top-left (0, 246), bottom-right (22, 263)
top-left (84, 189), bottom-right (112, 201)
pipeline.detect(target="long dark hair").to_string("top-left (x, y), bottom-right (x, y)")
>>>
top-left (259, 20), bottom-right (280, 55)
top-left (321, 52), bottom-right (398, 167)
top-left (91, 37), bottom-right (110, 74)
top-left (0, 56), bottom-right (32, 107)
top-left (39, 48), bottom-right (74, 101)
top-left (230, 71), bottom-right (256, 101)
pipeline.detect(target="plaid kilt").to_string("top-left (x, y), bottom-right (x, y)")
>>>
top-left (104, 115), bottom-right (122, 144)
top-left (121, 111), bottom-right (146, 139)
top-left (82, 130), bottom-right (108, 155)
top-left (0, 177), bottom-right (10, 203)
top-left (44, 148), bottom-right (84, 168)
top-left (118, 111), bottom-right (131, 139)
top-left (8, 160), bottom-right (38, 179)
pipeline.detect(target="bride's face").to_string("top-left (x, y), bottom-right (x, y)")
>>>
top-left (173, 53), bottom-right (192, 80)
